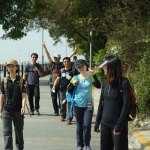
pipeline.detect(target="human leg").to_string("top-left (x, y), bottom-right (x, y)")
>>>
top-left (2, 110), bottom-right (13, 150)
top-left (50, 85), bottom-right (59, 114)
top-left (74, 106), bottom-right (84, 148)
top-left (27, 85), bottom-right (34, 112)
top-left (34, 84), bottom-right (40, 115)
top-left (13, 112), bottom-right (24, 150)
top-left (113, 125), bottom-right (128, 150)
top-left (83, 108), bottom-right (93, 147)
top-left (100, 125), bottom-right (114, 150)
top-left (60, 91), bottom-right (67, 119)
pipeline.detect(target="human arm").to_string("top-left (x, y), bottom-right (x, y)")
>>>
top-left (21, 93), bottom-right (27, 115)
top-left (34, 66), bottom-right (43, 77)
top-left (88, 68), bottom-right (101, 88)
top-left (0, 81), bottom-right (5, 118)
top-left (114, 79), bottom-right (130, 132)
top-left (68, 45), bottom-right (78, 58)
top-left (23, 72), bottom-right (27, 80)
top-left (21, 80), bottom-right (27, 115)
top-left (42, 42), bottom-right (53, 64)
top-left (94, 82), bottom-right (104, 132)
top-left (0, 94), bottom-right (4, 118)
top-left (92, 75), bottom-right (101, 88)
top-left (52, 77), bottom-right (61, 91)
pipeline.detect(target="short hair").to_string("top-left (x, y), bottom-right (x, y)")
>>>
top-left (31, 53), bottom-right (38, 58)
top-left (63, 57), bottom-right (70, 62)
top-left (73, 56), bottom-right (77, 58)
top-left (105, 55), bottom-right (122, 85)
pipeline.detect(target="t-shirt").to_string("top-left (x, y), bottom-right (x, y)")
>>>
top-left (59, 67), bottom-right (78, 92)
top-left (49, 61), bottom-right (63, 85)
top-left (24, 63), bottom-right (43, 85)
top-left (70, 75), bottom-right (94, 108)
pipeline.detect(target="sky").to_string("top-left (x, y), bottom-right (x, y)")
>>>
top-left (0, 26), bottom-right (84, 64)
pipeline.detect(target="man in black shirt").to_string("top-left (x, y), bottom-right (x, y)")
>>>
top-left (0, 59), bottom-right (27, 150)
top-left (52, 57), bottom-right (78, 125)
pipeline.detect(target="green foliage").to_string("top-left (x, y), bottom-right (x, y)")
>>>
top-left (132, 49), bottom-right (150, 119)
top-left (93, 49), bottom-right (107, 82)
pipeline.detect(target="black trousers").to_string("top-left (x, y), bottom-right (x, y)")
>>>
top-left (27, 84), bottom-right (40, 111)
top-left (2, 110), bottom-right (24, 150)
top-left (50, 84), bottom-right (60, 114)
top-left (100, 125), bottom-right (128, 150)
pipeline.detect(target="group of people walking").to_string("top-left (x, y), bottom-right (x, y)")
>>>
top-left (0, 42), bottom-right (130, 150)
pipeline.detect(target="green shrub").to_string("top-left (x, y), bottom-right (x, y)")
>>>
top-left (130, 49), bottom-right (150, 120)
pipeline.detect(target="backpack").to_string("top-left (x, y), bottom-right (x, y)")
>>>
top-left (4, 76), bottom-right (23, 95)
top-left (125, 86), bottom-right (140, 121)
top-left (102, 79), bottom-right (140, 121)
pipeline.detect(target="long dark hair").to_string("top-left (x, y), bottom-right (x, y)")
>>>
top-left (105, 55), bottom-right (122, 85)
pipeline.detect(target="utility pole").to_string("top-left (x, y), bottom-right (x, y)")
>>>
top-left (42, 29), bottom-right (44, 65)
top-left (89, 31), bottom-right (92, 68)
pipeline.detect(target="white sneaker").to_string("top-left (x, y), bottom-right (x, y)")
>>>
top-left (35, 109), bottom-right (40, 115)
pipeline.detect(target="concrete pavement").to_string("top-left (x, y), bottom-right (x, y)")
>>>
top-left (0, 75), bottom-right (149, 150)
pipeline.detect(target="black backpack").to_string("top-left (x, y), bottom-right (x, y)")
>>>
top-left (119, 83), bottom-right (140, 121)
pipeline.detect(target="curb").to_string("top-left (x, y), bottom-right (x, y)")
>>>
top-left (130, 131), bottom-right (150, 150)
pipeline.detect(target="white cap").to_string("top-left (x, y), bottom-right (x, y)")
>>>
top-left (54, 54), bottom-right (61, 58)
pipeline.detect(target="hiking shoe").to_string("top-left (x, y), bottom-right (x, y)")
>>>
top-left (35, 109), bottom-right (40, 115)
top-left (76, 147), bottom-right (83, 150)
top-left (67, 120), bottom-right (72, 125)
top-left (86, 146), bottom-right (92, 150)
top-left (60, 117), bottom-right (65, 121)
top-left (30, 110), bottom-right (34, 115)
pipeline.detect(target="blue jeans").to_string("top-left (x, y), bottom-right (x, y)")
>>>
top-left (74, 106), bottom-right (93, 148)
top-left (2, 110), bottom-right (24, 150)
top-left (50, 85), bottom-right (60, 114)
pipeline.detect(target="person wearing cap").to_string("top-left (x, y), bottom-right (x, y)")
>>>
top-left (67, 59), bottom-right (101, 150)
top-left (42, 42), bottom-right (78, 116)
top-left (94, 55), bottom-right (130, 150)
top-left (23, 53), bottom-right (43, 115)
top-left (0, 59), bottom-right (27, 150)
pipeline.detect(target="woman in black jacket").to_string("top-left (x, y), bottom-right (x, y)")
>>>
top-left (94, 55), bottom-right (130, 150)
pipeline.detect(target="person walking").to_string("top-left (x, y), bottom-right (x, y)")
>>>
top-left (94, 55), bottom-right (130, 150)
top-left (0, 59), bottom-right (27, 150)
top-left (42, 42), bottom-right (78, 116)
top-left (72, 55), bottom-right (78, 69)
top-left (23, 53), bottom-right (43, 115)
top-left (52, 57), bottom-right (78, 124)
top-left (68, 59), bottom-right (101, 150)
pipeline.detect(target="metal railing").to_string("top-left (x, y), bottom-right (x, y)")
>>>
top-left (0, 63), bottom-right (51, 80)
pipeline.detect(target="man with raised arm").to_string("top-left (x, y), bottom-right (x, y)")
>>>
top-left (42, 42), bottom-right (78, 116)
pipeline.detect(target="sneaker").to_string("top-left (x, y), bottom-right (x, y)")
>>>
top-left (67, 120), bottom-right (72, 125)
top-left (86, 146), bottom-right (92, 150)
top-left (35, 109), bottom-right (40, 115)
top-left (30, 110), bottom-right (34, 115)
top-left (54, 113), bottom-right (60, 116)
top-left (60, 117), bottom-right (65, 121)
top-left (76, 147), bottom-right (83, 150)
